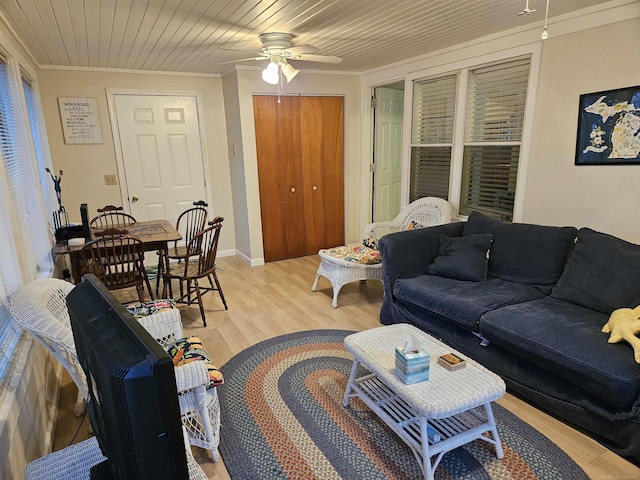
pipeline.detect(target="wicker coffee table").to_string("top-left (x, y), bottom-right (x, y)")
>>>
top-left (343, 323), bottom-right (505, 480)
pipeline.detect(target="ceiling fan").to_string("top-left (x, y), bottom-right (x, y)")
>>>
top-left (221, 32), bottom-right (343, 84)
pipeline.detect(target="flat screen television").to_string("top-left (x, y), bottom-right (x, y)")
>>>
top-left (67, 274), bottom-right (188, 480)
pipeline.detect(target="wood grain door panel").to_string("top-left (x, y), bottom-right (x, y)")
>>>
top-left (255, 95), bottom-right (344, 262)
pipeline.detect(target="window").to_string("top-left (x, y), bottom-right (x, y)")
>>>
top-left (410, 75), bottom-right (457, 201)
top-left (410, 57), bottom-right (531, 221)
top-left (0, 55), bottom-right (36, 275)
top-left (23, 74), bottom-right (55, 215)
top-left (0, 53), bottom-right (51, 385)
top-left (461, 59), bottom-right (530, 220)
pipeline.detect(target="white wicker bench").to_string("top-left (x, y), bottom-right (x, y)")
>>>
top-left (312, 197), bottom-right (452, 308)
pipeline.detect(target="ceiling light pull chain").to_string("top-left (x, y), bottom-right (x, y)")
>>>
top-left (541, 0), bottom-right (550, 40)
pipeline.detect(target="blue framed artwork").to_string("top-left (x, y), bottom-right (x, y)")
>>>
top-left (575, 85), bottom-right (640, 165)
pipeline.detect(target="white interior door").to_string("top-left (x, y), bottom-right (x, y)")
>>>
top-left (373, 86), bottom-right (404, 222)
top-left (112, 94), bottom-right (207, 228)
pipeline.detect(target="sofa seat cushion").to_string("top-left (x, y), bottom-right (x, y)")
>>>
top-left (479, 297), bottom-right (640, 408)
top-left (393, 275), bottom-right (545, 332)
top-left (462, 212), bottom-right (577, 291)
top-left (551, 228), bottom-right (640, 313)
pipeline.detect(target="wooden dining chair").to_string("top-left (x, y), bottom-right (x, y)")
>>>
top-left (161, 218), bottom-right (226, 326)
top-left (156, 201), bottom-right (208, 293)
top-left (90, 205), bottom-right (137, 230)
top-left (80, 229), bottom-right (154, 302)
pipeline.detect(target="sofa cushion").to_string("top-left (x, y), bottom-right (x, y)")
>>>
top-left (462, 212), bottom-right (577, 291)
top-left (551, 228), bottom-right (640, 314)
top-left (393, 275), bottom-right (545, 332)
top-left (479, 297), bottom-right (640, 408)
top-left (426, 234), bottom-right (493, 282)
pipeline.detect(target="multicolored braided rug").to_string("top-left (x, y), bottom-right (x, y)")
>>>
top-left (218, 330), bottom-right (588, 480)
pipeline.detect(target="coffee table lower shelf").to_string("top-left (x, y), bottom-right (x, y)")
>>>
top-left (343, 370), bottom-right (503, 480)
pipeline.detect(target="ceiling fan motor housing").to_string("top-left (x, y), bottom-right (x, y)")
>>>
top-left (259, 32), bottom-right (294, 55)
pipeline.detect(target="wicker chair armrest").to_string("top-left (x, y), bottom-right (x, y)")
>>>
top-left (136, 308), bottom-right (184, 349)
top-left (174, 360), bottom-right (211, 393)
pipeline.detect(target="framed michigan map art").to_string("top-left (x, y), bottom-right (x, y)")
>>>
top-left (575, 85), bottom-right (640, 165)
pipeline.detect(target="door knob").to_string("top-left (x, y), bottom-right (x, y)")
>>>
top-left (290, 187), bottom-right (296, 193)
top-left (131, 196), bottom-right (139, 203)
top-left (312, 186), bottom-right (318, 191)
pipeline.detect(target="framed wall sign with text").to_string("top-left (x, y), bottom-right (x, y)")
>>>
top-left (58, 97), bottom-right (103, 144)
top-left (575, 85), bottom-right (640, 165)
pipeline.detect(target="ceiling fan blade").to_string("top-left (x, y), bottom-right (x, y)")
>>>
top-left (283, 44), bottom-right (318, 55)
top-left (218, 56), bottom-right (266, 65)
top-left (220, 47), bottom-right (265, 55)
top-left (293, 53), bottom-right (343, 64)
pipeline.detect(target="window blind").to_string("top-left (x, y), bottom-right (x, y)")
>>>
top-left (22, 75), bottom-right (53, 214)
top-left (0, 56), bottom-right (36, 275)
top-left (410, 74), bottom-right (457, 202)
top-left (461, 58), bottom-right (530, 220)
top-left (0, 269), bottom-right (19, 383)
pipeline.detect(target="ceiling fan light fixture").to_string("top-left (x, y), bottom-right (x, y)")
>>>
top-left (261, 61), bottom-right (279, 84)
top-left (281, 63), bottom-right (299, 82)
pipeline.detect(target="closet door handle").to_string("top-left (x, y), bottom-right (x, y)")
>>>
top-left (290, 187), bottom-right (296, 193)
top-left (312, 186), bottom-right (318, 191)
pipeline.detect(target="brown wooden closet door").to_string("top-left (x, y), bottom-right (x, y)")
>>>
top-left (254, 95), bottom-right (344, 262)
top-left (301, 96), bottom-right (344, 254)
top-left (254, 96), bottom-right (305, 261)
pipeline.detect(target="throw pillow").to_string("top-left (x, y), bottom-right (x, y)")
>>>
top-left (425, 234), bottom-right (493, 282)
top-left (166, 336), bottom-right (224, 387)
top-left (462, 211), bottom-right (577, 289)
top-left (552, 228), bottom-right (640, 313)
top-left (362, 237), bottom-right (379, 250)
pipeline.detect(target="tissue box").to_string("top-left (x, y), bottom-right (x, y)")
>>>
top-left (395, 347), bottom-right (430, 384)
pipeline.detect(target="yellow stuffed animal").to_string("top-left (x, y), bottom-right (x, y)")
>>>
top-left (602, 306), bottom-right (640, 363)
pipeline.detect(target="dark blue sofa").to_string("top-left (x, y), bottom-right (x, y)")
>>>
top-left (379, 211), bottom-right (640, 464)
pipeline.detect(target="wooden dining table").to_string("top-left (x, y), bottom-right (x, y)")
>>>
top-left (52, 220), bottom-right (181, 285)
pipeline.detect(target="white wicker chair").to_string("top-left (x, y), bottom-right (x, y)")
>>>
top-left (9, 278), bottom-right (87, 416)
top-left (24, 427), bottom-right (208, 480)
top-left (312, 197), bottom-right (452, 308)
top-left (11, 278), bottom-right (220, 462)
top-left (362, 196), bottom-right (453, 239)
top-left (136, 313), bottom-right (221, 462)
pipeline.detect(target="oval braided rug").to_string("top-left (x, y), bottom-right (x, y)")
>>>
top-left (218, 330), bottom-right (588, 480)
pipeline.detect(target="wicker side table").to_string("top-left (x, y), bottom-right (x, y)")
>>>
top-left (342, 324), bottom-right (506, 480)
top-left (311, 250), bottom-right (383, 308)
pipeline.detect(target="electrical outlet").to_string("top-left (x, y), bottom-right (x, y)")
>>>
top-left (104, 174), bottom-right (117, 186)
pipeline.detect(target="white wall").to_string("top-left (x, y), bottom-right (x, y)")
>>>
top-left (524, 17), bottom-right (640, 241)
top-left (36, 69), bottom-right (236, 254)
top-left (224, 67), bottom-right (362, 264)
top-left (361, 0), bottom-right (640, 243)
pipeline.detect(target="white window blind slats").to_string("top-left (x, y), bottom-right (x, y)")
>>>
top-left (0, 57), bottom-right (35, 269)
top-left (0, 270), bottom-right (20, 383)
top-left (22, 76), bottom-right (52, 214)
top-left (460, 145), bottom-right (521, 221)
top-left (410, 146), bottom-right (451, 201)
top-left (465, 59), bottom-right (530, 143)
top-left (412, 75), bottom-right (457, 144)
top-left (460, 58), bottom-right (530, 221)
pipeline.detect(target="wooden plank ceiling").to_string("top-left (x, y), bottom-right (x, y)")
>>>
top-left (0, 0), bottom-right (614, 74)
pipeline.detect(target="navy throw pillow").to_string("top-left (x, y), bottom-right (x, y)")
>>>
top-left (551, 228), bottom-right (640, 313)
top-left (426, 234), bottom-right (493, 282)
top-left (462, 211), bottom-right (577, 288)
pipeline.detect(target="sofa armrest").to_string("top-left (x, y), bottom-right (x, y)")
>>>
top-left (379, 222), bottom-right (464, 301)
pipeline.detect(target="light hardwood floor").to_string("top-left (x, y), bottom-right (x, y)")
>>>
top-left (53, 255), bottom-right (640, 480)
